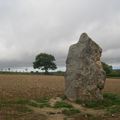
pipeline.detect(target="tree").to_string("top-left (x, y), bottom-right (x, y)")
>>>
top-left (102, 62), bottom-right (112, 75)
top-left (25, 68), bottom-right (28, 72)
top-left (8, 68), bottom-right (10, 72)
top-left (33, 53), bottom-right (57, 74)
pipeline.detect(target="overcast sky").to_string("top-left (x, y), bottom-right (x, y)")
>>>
top-left (0, 0), bottom-right (120, 69)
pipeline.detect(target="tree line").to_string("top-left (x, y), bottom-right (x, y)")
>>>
top-left (0, 52), bottom-right (119, 77)
top-left (33, 53), bottom-right (120, 77)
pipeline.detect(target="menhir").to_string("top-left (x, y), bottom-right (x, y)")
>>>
top-left (65, 33), bottom-right (106, 101)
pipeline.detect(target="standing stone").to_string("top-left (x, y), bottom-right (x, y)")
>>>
top-left (65, 33), bottom-right (106, 101)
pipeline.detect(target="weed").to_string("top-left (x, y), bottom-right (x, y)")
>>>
top-left (75, 99), bottom-right (82, 104)
top-left (15, 105), bottom-right (32, 113)
top-left (54, 101), bottom-right (73, 108)
top-left (107, 105), bottom-right (120, 114)
top-left (28, 98), bottom-right (50, 108)
top-left (15, 99), bottom-right (29, 105)
top-left (35, 98), bottom-right (50, 107)
top-left (61, 95), bottom-right (67, 100)
top-left (76, 93), bottom-right (120, 109)
top-left (28, 100), bottom-right (39, 107)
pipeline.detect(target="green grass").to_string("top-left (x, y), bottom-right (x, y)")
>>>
top-left (0, 103), bottom-right (32, 116)
top-left (0, 98), bottom-right (50, 119)
top-left (0, 104), bottom-right (32, 120)
top-left (0, 100), bottom-right (23, 108)
top-left (54, 101), bottom-right (73, 108)
top-left (1, 93), bottom-right (120, 117)
top-left (107, 105), bottom-right (120, 114)
top-left (28, 98), bottom-right (50, 108)
top-left (0, 97), bottom-right (50, 109)
top-left (76, 93), bottom-right (120, 114)
top-left (61, 95), bottom-right (67, 100)
top-left (15, 99), bottom-right (29, 105)
top-left (76, 93), bottom-right (120, 109)
top-left (14, 105), bottom-right (33, 113)
top-left (0, 99), bottom-right (29, 107)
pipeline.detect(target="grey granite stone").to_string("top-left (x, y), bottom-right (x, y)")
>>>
top-left (65, 33), bottom-right (106, 101)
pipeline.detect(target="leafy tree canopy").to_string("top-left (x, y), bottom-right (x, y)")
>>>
top-left (102, 62), bottom-right (112, 75)
top-left (33, 53), bottom-right (57, 74)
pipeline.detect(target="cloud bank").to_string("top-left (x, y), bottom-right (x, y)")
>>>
top-left (0, 0), bottom-right (120, 68)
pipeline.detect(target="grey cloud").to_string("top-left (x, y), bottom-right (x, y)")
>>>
top-left (0, 0), bottom-right (120, 68)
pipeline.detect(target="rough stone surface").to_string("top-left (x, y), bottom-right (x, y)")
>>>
top-left (65, 33), bottom-right (106, 101)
